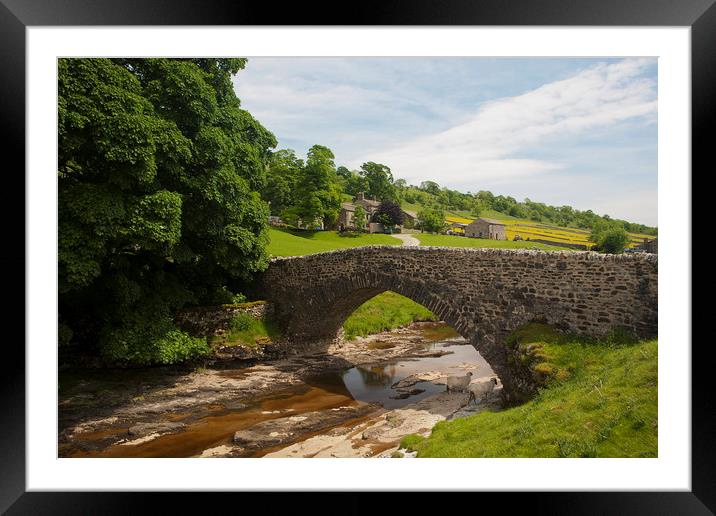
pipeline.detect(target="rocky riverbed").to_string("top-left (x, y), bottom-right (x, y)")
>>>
top-left (59, 322), bottom-right (502, 458)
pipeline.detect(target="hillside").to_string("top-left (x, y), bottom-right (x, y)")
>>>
top-left (400, 323), bottom-right (658, 458)
top-left (417, 205), bottom-right (654, 250)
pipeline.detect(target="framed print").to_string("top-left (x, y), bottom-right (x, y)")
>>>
top-left (2, 0), bottom-right (710, 512)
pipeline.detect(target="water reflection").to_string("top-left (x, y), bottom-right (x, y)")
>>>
top-left (340, 340), bottom-right (493, 409)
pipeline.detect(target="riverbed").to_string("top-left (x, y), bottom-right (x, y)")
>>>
top-left (58, 322), bottom-right (502, 458)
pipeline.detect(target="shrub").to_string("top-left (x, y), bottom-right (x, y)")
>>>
top-left (153, 330), bottom-right (210, 364)
top-left (101, 323), bottom-right (209, 366)
top-left (229, 312), bottom-right (254, 332)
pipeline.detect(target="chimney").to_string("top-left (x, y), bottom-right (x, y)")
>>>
top-left (356, 192), bottom-right (365, 201)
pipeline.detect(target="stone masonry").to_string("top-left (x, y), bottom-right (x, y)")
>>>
top-left (254, 246), bottom-right (658, 403)
top-left (175, 301), bottom-right (271, 337)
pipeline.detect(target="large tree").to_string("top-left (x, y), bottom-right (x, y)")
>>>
top-left (263, 149), bottom-right (303, 215)
top-left (371, 200), bottom-right (405, 230)
top-left (283, 145), bottom-right (342, 229)
top-left (360, 162), bottom-right (396, 201)
top-left (417, 205), bottom-right (446, 234)
top-left (58, 58), bottom-right (277, 365)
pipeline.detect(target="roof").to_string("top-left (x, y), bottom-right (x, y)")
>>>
top-left (402, 210), bottom-right (418, 219)
top-left (341, 202), bottom-right (356, 211)
top-left (467, 218), bottom-right (506, 226)
top-left (355, 198), bottom-right (381, 208)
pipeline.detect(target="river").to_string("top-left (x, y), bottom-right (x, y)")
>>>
top-left (59, 322), bottom-right (501, 458)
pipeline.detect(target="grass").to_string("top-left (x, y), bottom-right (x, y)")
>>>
top-left (209, 313), bottom-right (282, 349)
top-left (343, 291), bottom-right (437, 340)
top-left (415, 233), bottom-right (572, 251)
top-left (400, 323), bottom-right (658, 457)
top-left (267, 227), bottom-right (399, 257)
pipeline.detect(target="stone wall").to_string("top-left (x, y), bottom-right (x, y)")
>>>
top-left (175, 301), bottom-right (272, 337)
top-left (254, 246), bottom-right (658, 402)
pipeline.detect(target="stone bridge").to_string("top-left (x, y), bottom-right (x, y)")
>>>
top-left (255, 246), bottom-right (658, 402)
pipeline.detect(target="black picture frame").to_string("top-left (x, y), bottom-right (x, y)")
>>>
top-left (1, 0), bottom-right (708, 512)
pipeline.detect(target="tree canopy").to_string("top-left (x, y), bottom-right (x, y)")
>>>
top-left (371, 200), bottom-right (405, 228)
top-left (589, 220), bottom-right (631, 254)
top-left (58, 58), bottom-right (277, 364)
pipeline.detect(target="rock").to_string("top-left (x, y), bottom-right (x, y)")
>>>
top-left (389, 388), bottom-right (425, 400)
top-left (232, 404), bottom-right (378, 454)
top-left (127, 421), bottom-right (185, 437)
top-left (391, 371), bottom-right (444, 389)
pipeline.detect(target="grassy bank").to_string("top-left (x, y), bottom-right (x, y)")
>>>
top-left (267, 227), bottom-right (399, 257)
top-left (209, 313), bottom-right (282, 349)
top-left (415, 233), bottom-right (570, 251)
top-left (343, 291), bottom-right (437, 340)
top-left (401, 323), bottom-right (657, 457)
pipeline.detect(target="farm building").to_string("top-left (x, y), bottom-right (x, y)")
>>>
top-left (339, 193), bottom-right (416, 232)
top-left (465, 218), bottom-right (507, 240)
top-left (338, 202), bottom-right (358, 228)
top-left (638, 238), bottom-right (658, 254)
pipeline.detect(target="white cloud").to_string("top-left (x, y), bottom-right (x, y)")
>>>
top-left (362, 58), bottom-right (657, 187)
top-left (234, 57), bottom-right (657, 225)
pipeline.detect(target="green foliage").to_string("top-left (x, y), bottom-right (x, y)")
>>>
top-left (469, 198), bottom-right (486, 218)
top-left (229, 312), bottom-right (254, 332)
top-left (343, 291), bottom-right (437, 340)
top-left (360, 162), bottom-right (397, 201)
top-left (284, 145), bottom-right (343, 229)
top-left (353, 205), bottom-right (367, 229)
top-left (213, 312), bottom-right (282, 349)
top-left (263, 149), bottom-right (304, 215)
top-left (102, 325), bottom-right (209, 366)
top-left (589, 220), bottom-right (631, 254)
top-left (401, 324), bottom-right (657, 458)
top-left (58, 58), bottom-right (276, 365)
top-left (370, 200), bottom-right (405, 228)
top-left (417, 206), bottom-right (446, 233)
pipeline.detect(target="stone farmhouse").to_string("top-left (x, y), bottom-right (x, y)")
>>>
top-left (465, 218), bottom-right (507, 240)
top-left (637, 238), bottom-right (658, 254)
top-left (339, 192), bottom-right (415, 233)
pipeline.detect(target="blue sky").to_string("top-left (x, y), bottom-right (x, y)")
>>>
top-left (233, 57), bottom-right (657, 226)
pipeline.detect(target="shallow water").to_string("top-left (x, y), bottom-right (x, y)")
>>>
top-left (62, 329), bottom-right (493, 458)
top-left (338, 340), bottom-right (492, 409)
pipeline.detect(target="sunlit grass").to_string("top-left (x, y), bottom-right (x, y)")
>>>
top-left (267, 227), bottom-right (399, 257)
top-left (343, 291), bottom-right (437, 340)
top-left (401, 323), bottom-right (658, 458)
top-left (415, 233), bottom-right (570, 250)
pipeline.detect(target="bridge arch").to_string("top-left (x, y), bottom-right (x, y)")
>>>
top-left (255, 246), bottom-right (658, 402)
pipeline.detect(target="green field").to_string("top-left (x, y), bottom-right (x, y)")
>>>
top-left (415, 233), bottom-right (571, 251)
top-left (401, 323), bottom-right (658, 458)
top-left (267, 227), bottom-right (399, 257)
top-left (343, 291), bottom-right (437, 340)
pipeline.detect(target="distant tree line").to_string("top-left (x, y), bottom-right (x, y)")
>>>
top-left (264, 157), bottom-right (657, 236)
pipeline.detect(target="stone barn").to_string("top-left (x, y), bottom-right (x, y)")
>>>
top-left (465, 218), bottom-right (507, 240)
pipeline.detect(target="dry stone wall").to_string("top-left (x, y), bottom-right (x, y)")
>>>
top-left (255, 246), bottom-right (658, 402)
top-left (175, 301), bottom-right (272, 337)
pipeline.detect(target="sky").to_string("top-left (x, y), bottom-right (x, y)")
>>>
top-left (232, 57), bottom-right (657, 226)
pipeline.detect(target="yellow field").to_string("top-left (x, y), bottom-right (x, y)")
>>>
top-left (443, 212), bottom-right (653, 249)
